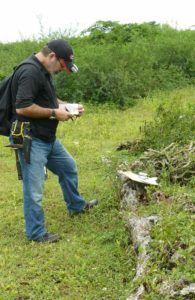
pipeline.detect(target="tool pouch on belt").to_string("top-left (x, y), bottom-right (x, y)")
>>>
top-left (23, 123), bottom-right (32, 164)
top-left (11, 120), bottom-right (32, 164)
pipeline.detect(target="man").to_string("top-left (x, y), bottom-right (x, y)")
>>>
top-left (10, 39), bottom-right (98, 243)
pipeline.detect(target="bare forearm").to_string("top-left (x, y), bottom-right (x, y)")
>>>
top-left (16, 104), bottom-right (52, 118)
top-left (16, 103), bottom-right (72, 121)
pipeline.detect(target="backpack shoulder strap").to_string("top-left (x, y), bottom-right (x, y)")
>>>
top-left (13, 58), bottom-right (41, 73)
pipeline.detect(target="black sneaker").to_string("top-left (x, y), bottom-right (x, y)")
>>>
top-left (84, 199), bottom-right (98, 210)
top-left (69, 200), bottom-right (98, 216)
top-left (35, 233), bottom-right (60, 243)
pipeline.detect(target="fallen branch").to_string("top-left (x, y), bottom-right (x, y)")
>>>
top-left (118, 167), bottom-right (194, 299)
top-left (118, 171), bottom-right (159, 299)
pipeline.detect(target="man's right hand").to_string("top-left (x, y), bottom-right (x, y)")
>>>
top-left (54, 109), bottom-right (72, 121)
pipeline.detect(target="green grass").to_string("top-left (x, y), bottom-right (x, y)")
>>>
top-left (0, 87), bottom-right (194, 299)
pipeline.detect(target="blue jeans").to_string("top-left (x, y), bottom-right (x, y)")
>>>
top-left (18, 137), bottom-right (86, 240)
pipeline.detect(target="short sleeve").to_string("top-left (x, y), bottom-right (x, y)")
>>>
top-left (15, 66), bottom-right (42, 109)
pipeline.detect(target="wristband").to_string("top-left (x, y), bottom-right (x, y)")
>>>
top-left (49, 109), bottom-right (56, 120)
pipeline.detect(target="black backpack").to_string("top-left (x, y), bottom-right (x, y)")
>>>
top-left (0, 60), bottom-right (39, 136)
top-left (0, 74), bottom-right (13, 136)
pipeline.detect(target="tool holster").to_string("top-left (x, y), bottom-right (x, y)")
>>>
top-left (6, 120), bottom-right (32, 180)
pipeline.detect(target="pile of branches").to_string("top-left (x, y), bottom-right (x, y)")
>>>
top-left (139, 142), bottom-right (195, 185)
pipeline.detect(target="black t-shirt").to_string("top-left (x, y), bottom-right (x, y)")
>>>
top-left (11, 55), bottom-right (59, 143)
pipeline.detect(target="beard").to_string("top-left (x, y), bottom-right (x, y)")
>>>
top-left (52, 70), bottom-right (61, 75)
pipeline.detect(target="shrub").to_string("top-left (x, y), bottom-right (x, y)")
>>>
top-left (140, 101), bottom-right (195, 149)
top-left (1, 23), bottom-right (195, 105)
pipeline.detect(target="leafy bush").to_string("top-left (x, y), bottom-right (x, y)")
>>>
top-left (55, 23), bottom-right (195, 105)
top-left (140, 101), bottom-right (195, 149)
top-left (1, 22), bottom-right (195, 105)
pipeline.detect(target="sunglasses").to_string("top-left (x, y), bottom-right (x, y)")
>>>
top-left (57, 57), bottom-right (78, 73)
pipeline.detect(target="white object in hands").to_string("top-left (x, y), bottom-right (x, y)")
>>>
top-left (59, 103), bottom-right (79, 116)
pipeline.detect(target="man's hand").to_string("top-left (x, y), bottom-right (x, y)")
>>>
top-left (58, 103), bottom-right (85, 117)
top-left (54, 109), bottom-right (72, 121)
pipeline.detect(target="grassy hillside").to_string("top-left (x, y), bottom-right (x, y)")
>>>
top-left (0, 87), bottom-right (194, 299)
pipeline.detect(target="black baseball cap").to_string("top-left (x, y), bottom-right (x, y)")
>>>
top-left (47, 39), bottom-right (78, 73)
